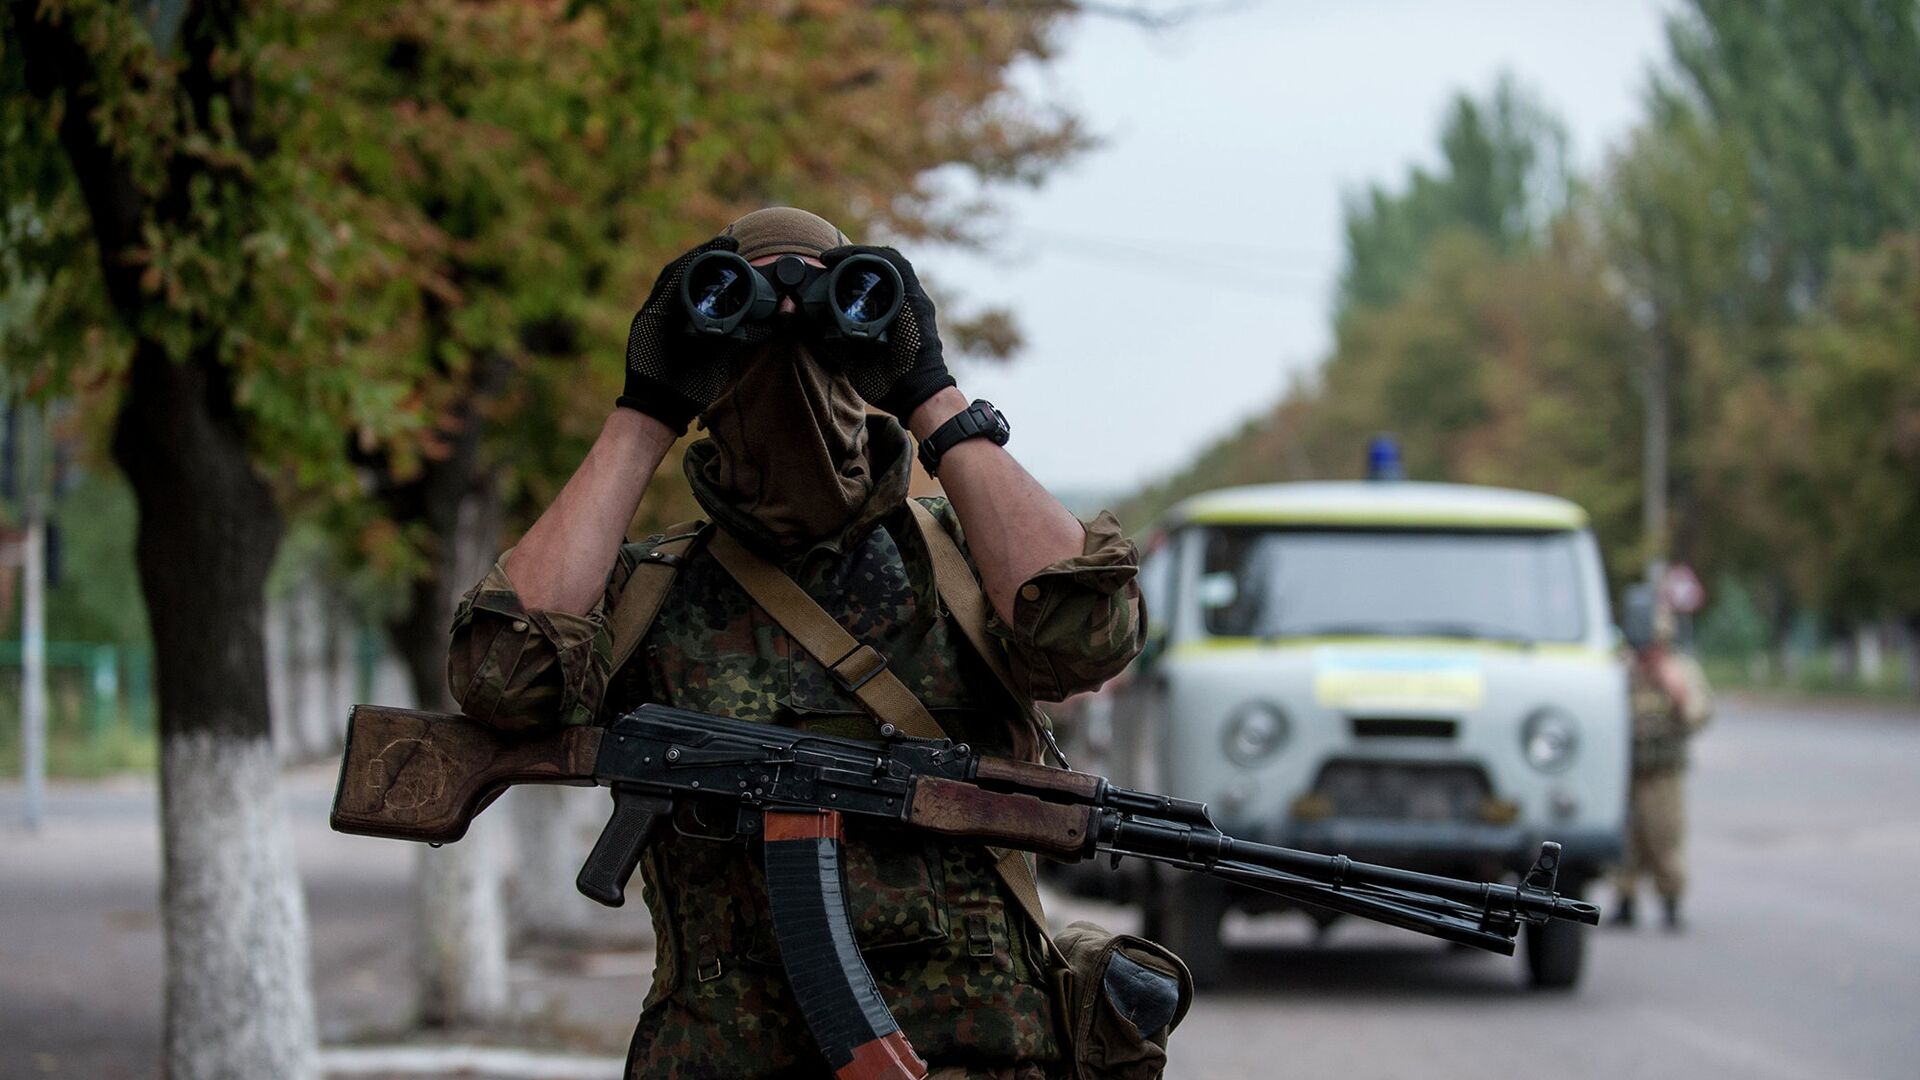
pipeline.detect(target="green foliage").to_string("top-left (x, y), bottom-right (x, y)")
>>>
top-left (279, 0), bottom-right (1085, 600)
top-left (43, 470), bottom-right (150, 648)
top-left (0, 696), bottom-right (156, 778)
top-left (1, 0), bottom-right (438, 482)
top-left (1785, 232), bottom-right (1920, 621)
top-left (1336, 76), bottom-right (1569, 322)
top-left (4, 0), bottom-right (1086, 636)
top-left (1696, 574), bottom-right (1769, 659)
top-left (1659, 0), bottom-right (1920, 296)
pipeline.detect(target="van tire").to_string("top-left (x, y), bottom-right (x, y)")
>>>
top-left (1524, 915), bottom-right (1586, 989)
top-left (1150, 875), bottom-right (1230, 989)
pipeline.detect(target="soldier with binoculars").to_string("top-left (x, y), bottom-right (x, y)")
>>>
top-left (446, 207), bottom-right (1147, 1078)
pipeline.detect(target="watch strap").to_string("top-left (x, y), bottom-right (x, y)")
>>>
top-left (917, 399), bottom-right (1009, 477)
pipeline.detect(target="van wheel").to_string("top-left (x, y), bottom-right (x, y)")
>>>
top-left (1524, 914), bottom-right (1587, 989)
top-left (1150, 875), bottom-right (1230, 989)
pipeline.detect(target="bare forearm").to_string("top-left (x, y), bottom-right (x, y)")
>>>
top-left (909, 388), bottom-right (1085, 620)
top-left (504, 409), bottom-right (677, 615)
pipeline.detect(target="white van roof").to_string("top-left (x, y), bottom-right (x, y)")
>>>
top-left (1167, 481), bottom-right (1589, 531)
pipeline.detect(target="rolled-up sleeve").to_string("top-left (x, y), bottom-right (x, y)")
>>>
top-left (447, 552), bottom-right (619, 732)
top-left (984, 509), bottom-right (1146, 702)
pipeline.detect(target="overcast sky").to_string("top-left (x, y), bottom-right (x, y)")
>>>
top-left (915, 0), bottom-right (1676, 498)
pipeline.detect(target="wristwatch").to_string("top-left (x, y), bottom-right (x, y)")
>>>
top-left (917, 399), bottom-right (1010, 477)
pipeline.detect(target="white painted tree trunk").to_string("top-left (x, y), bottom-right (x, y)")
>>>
top-left (508, 786), bottom-right (607, 945)
top-left (1858, 625), bottom-right (1884, 685)
top-left (414, 820), bottom-right (511, 1024)
top-left (19, 430), bottom-right (47, 830)
top-left (161, 732), bottom-right (317, 1080)
top-left (411, 489), bottom-right (512, 1025)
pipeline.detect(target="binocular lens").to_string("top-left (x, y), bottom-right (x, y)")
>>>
top-left (835, 268), bottom-right (895, 325)
top-left (688, 263), bottom-right (749, 320)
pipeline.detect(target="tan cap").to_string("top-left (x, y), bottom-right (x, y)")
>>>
top-left (722, 206), bottom-right (851, 261)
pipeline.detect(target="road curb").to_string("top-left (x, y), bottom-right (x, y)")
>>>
top-left (322, 1045), bottom-right (623, 1078)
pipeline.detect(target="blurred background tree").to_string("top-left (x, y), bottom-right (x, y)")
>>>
top-left (1336, 74), bottom-right (1571, 323)
top-left (1787, 232), bottom-right (1920, 689)
top-left (3, 0), bottom-right (1088, 1065)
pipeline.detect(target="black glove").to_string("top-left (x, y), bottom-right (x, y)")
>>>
top-left (814, 245), bottom-right (954, 419)
top-left (618, 236), bottom-right (766, 433)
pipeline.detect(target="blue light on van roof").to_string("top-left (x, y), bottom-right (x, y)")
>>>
top-left (1367, 434), bottom-right (1404, 481)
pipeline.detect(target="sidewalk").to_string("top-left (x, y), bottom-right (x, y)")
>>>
top-left (3, 764), bottom-right (1129, 1079)
top-left (0, 766), bottom-right (654, 1079)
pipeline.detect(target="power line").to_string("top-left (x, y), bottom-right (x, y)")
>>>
top-left (1014, 228), bottom-right (1336, 296)
top-left (1021, 225), bottom-right (1339, 267)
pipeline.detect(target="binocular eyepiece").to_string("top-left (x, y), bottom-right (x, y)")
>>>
top-left (680, 250), bottom-right (905, 342)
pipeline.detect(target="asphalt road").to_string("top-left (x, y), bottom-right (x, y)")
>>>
top-left (3, 693), bottom-right (1917, 1079)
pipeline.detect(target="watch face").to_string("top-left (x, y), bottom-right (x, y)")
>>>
top-left (974, 401), bottom-right (1010, 441)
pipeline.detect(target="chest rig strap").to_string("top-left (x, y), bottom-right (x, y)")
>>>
top-left (906, 500), bottom-right (1067, 770)
top-left (704, 510), bottom-right (1060, 966)
top-left (705, 528), bottom-right (949, 740)
top-left (606, 521), bottom-right (711, 679)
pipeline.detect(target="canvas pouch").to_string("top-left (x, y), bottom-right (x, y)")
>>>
top-left (1049, 921), bottom-right (1193, 1079)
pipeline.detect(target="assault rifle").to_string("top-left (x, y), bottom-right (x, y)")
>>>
top-left (332, 703), bottom-right (1598, 1078)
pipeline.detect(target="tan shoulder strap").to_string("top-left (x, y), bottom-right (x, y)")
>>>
top-left (907, 500), bottom-right (1024, 702)
top-left (908, 501), bottom-right (1062, 767)
top-left (704, 529), bottom-right (946, 741)
top-left (607, 521), bottom-right (707, 678)
top-left (705, 518), bottom-right (1058, 957)
top-left (904, 501), bottom-right (1060, 948)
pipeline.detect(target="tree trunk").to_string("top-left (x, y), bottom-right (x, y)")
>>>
top-left (388, 479), bottom-right (511, 1025)
top-left (507, 785), bottom-right (612, 945)
top-left (115, 344), bottom-right (318, 1080)
top-left (1857, 623), bottom-right (1885, 686)
top-left (1831, 623), bottom-right (1858, 686)
top-left (14, 0), bottom-right (321, 1071)
top-left (1905, 617), bottom-right (1920, 698)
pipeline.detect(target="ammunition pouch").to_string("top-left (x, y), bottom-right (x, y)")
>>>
top-left (1050, 921), bottom-right (1193, 1080)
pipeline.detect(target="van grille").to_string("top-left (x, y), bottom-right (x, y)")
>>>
top-left (1309, 760), bottom-right (1491, 822)
top-left (1350, 716), bottom-right (1459, 739)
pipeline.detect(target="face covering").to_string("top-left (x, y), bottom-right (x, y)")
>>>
top-left (696, 339), bottom-right (874, 545)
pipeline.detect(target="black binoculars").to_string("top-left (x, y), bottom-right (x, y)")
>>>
top-left (679, 250), bottom-right (905, 342)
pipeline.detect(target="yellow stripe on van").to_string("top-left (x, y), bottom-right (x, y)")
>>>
top-left (1168, 637), bottom-right (1613, 663)
top-left (1178, 506), bottom-right (1589, 530)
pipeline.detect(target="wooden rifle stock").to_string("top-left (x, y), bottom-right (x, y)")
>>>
top-left (329, 704), bottom-right (601, 844)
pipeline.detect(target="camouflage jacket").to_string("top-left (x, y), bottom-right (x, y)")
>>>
top-left (448, 419), bottom-right (1144, 1078)
top-left (1627, 649), bottom-right (1713, 775)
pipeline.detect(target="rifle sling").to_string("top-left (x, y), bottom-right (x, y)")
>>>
top-left (705, 528), bottom-right (946, 741)
top-left (706, 516), bottom-right (1060, 961)
top-left (607, 521), bottom-right (708, 680)
top-left (906, 501), bottom-right (1053, 760)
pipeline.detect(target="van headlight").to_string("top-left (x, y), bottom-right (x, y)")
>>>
top-left (1521, 708), bottom-right (1580, 773)
top-left (1223, 701), bottom-right (1289, 766)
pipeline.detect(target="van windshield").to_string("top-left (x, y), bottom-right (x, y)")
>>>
top-left (1197, 528), bottom-right (1588, 644)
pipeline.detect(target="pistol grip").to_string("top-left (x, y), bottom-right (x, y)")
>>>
top-left (577, 788), bottom-right (672, 907)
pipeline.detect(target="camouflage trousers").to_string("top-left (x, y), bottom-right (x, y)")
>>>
top-left (1616, 768), bottom-right (1687, 901)
top-left (622, 1037), bottom-right (1059, 1079)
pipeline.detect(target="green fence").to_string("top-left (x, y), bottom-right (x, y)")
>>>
top-left (0, 640), bottom-right (156, 778)
top-left (0, 639), bottom-right (153, 733)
